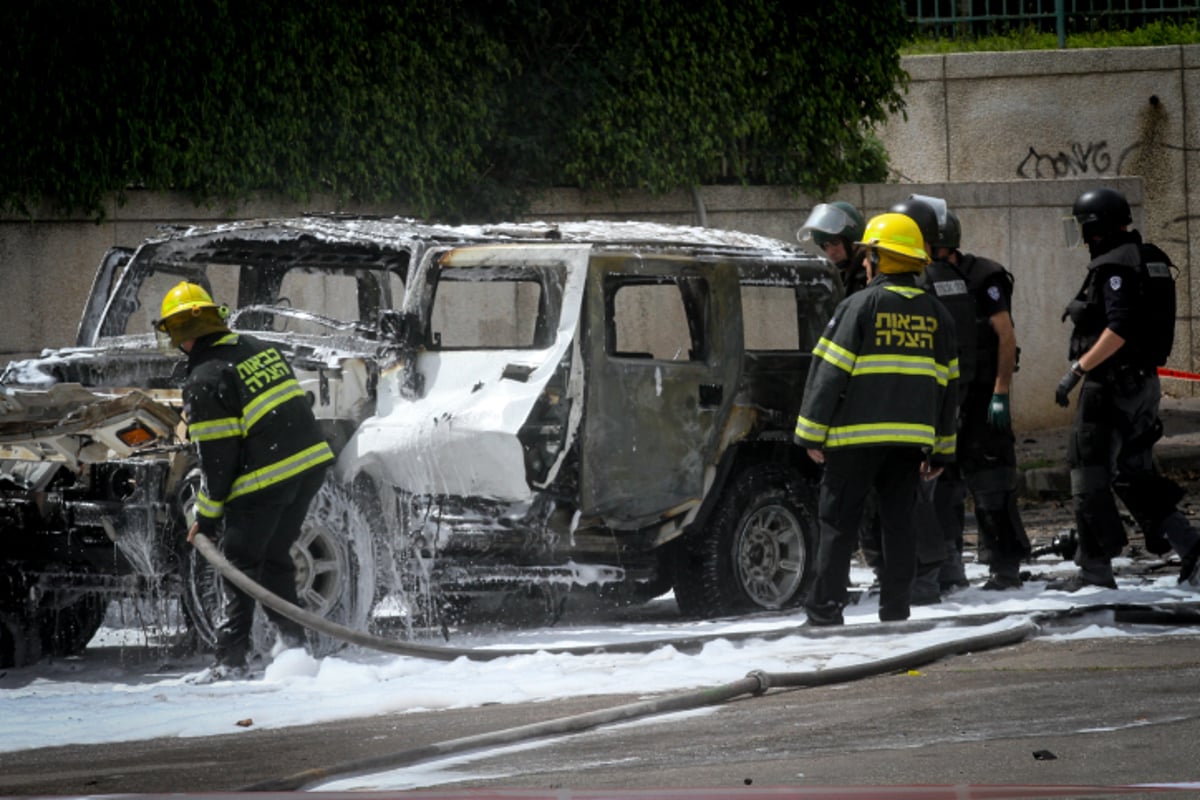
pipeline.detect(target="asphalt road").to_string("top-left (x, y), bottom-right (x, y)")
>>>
top-left (3, 627), bottom-right (1200, 797)
top-left (6, 406), bottom-right (1200, 798)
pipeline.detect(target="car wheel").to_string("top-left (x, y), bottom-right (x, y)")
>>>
top-left (180, 475), bottom-right (378, 659)
top-left (0, 565), bottom-right (106, 667)
top-left (39, 591), bottom-right (108, 657)
top-left (673, 462), bottom-right (816, 618)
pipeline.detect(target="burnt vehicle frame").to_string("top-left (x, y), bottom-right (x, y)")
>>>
top-left (0, 216), bottom-right (840, 667)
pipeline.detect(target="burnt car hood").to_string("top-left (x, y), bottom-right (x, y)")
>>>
top-left (0, 383), bottom-right (183, 470)
top-left (0, 332), bottom-right (382, 469)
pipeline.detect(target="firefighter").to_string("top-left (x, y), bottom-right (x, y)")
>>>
top-left (1055, 187), bottom-right (1200, 591)
top-left (798, 201), bottom-right (868, 295)
top-left (154, 281), bottom-right (336, 683)
top-left (924, 206), bottom-right (1031, 590)
top-left (795, 213), bottom-right (960, 625)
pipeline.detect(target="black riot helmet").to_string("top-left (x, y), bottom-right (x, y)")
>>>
top-left (934, 208), bottom-right (961, 251)
top-left (889, 194), bottom-right (946, 256)
top-left (1065, 188), bottom-right (1133, 250)
top-left (1072, 187), bottom-right (1132, 238)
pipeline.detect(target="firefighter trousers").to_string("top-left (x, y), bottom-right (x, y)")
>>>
top-left (807, 446), bottom-right (925, 622)
top-left (214, 466), bottom-right (329, 665)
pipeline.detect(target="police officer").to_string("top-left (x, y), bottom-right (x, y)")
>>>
top-left (1055, 187), bottom-right (1200, 591)
top-left (891, 195), bottom-right (969, 602)
top-left (154, 282), bottom-right (336, 683)
top-left (925, 207), bottom-right (1031, 590)
top-left (795, 213), bottom-right (959, 624)
top-left (800, 200), bottom-right (879, 587)
top-left (798, 201), bottom-right (868, 295)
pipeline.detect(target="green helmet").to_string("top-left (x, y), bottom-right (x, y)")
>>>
top-left (798, 201), bottom-right (865, 249)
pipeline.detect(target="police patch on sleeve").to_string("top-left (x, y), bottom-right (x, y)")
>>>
top-left (987, 286), bottom-right (1001, 301)
top-left (1109, 275), bottom-right (1122, 291)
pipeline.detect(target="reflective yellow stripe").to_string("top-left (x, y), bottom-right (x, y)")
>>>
top-left (195, 491), bottom-right (224, 519)
top-left (884, 285), bottom-right (925, 298)
top-left (852, 355), bottom-right (959, 387)
top-left (824, 422), bottom-right (937, 448)
top-left (189, 417), bottom-right (243, 442)
top-left (794, 415), bottom-right (829, 443)
top-left (243, 378), bottom-right (307, 432)
top-left (812, 337), bottom-right (856, 373)
top-left (934, 434), bottom-right (957, 456)
top-left (226, 441), bottom-right (335, 502)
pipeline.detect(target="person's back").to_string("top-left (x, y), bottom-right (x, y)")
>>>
top-left (796, 213), bottom-right (958, 626)
top-left (800, 272), bottom-right (958, 452)
top-left (153, 281), bottom-right (335, 684)
top-left (184, 331), bottom-right (331, 513)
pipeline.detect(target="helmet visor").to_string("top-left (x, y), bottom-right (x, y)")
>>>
top-left (154, 328), bottom-right (179, 353)
top-left (797, 203), bottom-right (853, 244)
top-left (1062, 214), bottom-right (1085, 249)
top-left (907, 194), bottom-right (949, 230)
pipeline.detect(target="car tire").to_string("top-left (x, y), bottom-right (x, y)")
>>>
top-left (180, 475), bottom-right (378, 660)
top-left (39, 591), bottom-right (108, 658)
top-left (673, 462), bottom-right (816, 618)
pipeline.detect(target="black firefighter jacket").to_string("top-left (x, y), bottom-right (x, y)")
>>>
top-left (794, 272), bottom-right (960, 462)
top-left (184, 332), bottom-right (335, 534)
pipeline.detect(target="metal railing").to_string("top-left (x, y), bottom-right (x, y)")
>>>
top-left (907, 0), bottom-right (1200, 47)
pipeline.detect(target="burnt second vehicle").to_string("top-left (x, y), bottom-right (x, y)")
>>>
top-left (0, 217), bottom-right (840, 667)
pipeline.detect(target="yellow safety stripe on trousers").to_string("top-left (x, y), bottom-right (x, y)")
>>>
top-left (794, 414), bottom-right (829, 443)
top-left (811, 336), bottom-right (856, 374)
top-left (824, 422), bottom-right (936, 448)
top-left (851, 354), bottom-right (955, 386)
top-left (242, 377), bottom-right (307, 432)
top-left (189, 416), bottom-right (243, 443)
top-left (225, 441), bottom-right (335, 503)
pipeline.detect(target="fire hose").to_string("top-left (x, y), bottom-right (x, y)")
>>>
top-left (191, 532), bottom-right (1030, 660)
top-left (239, 621), bottom-right (1037, 792)
top-left (192, 533), bottom-right (1200, 791)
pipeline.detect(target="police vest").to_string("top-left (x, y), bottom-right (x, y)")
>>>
top-left (921, 259), bottom-right (978, 384)
top-left (959, 254), bottom-right (1016, 385)
top-left (1064, 242), bottom-right (1176, 368)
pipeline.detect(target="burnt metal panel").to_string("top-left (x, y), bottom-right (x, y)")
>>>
top-left (580, 254), bottom-right (742, 528)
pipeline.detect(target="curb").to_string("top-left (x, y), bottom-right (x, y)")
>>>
top-left (1019, 445), bottom-right (1200, 500)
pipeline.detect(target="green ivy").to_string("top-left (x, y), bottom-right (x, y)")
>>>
top-left (0, 0), bottom-right (910, 222)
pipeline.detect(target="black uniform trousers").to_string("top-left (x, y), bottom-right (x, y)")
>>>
top-left (959, 382), bottom-right (1029, 571)
top-left (1069, 369), bottom-right (1197, 576)
top-left (807, 446), bottom-right (925, 622)
top-left (214, 465), bottom-right (328, 666)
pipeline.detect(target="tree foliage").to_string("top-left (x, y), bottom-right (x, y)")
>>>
top-left (0, 1), bottom-right (911, 222)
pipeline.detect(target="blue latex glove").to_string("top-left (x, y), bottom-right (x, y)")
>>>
top-left (987, 393), bottom-right (1011, 430)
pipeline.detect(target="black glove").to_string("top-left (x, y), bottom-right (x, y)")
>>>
top-left (1055, 361), bottom-right (1086, 407)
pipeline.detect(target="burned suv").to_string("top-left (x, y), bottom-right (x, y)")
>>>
top-left (0, 216), bottom-right (839, 667)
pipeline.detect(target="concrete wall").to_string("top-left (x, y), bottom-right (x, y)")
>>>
top-left (3, 45), bottom-right (1198, 432)
top-left (525, 178), bottom-right (1152, 431)
top-left (877, 45), bottom-right (1200, 424)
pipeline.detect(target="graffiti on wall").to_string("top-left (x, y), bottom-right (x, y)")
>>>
top-left (1016, 141), bottom-right (1112, 179)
